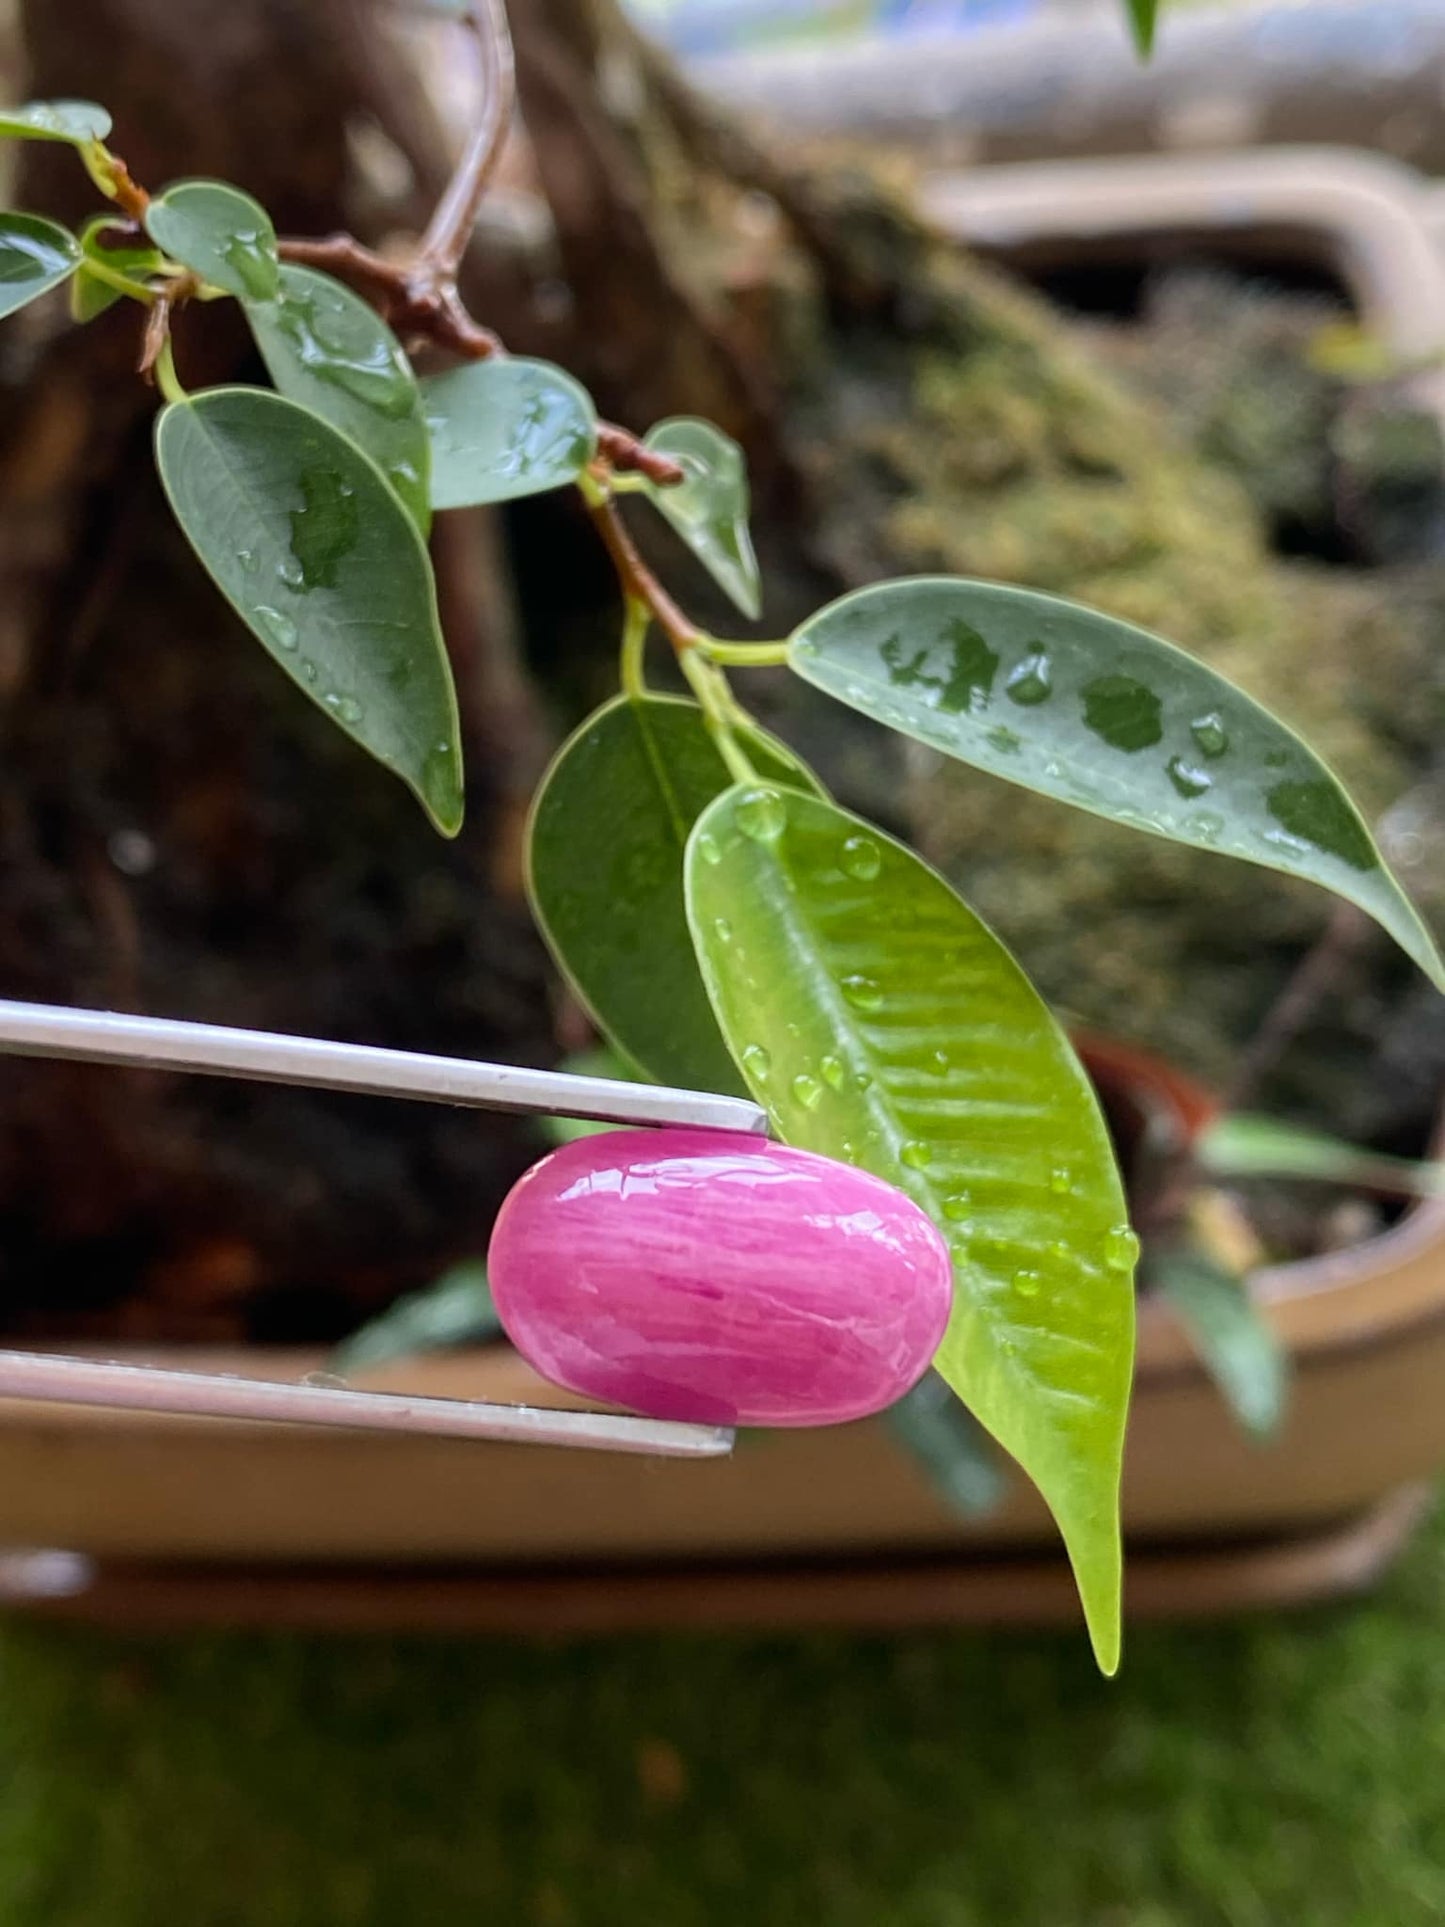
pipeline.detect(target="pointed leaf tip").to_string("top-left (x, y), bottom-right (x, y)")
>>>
top-left (641, 418), bottom-right (762, 620)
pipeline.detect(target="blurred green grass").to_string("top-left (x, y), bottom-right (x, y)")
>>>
top-left (2, 1501), bottom-right (1445, 1925)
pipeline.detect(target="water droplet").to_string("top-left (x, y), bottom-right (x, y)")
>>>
top-left (930, 1047), bottom-right (949, 1076)
top-left (735, 786), bottom-right (787, 844)
top-left (276, 557), bottom-right (305, 590)
top-left (696, 833), bottom-right (722, 866)
top-left (1104, 1224), bottom-right (1141, 1272)
top-left (791, 1072), bottom-right (823, 1109)
top-left (741, 1044), bottom-right (771, 1082)
top-left (1005, 649), bottom-right (1052, 706)
top-left (1166, 755), bottom-right (1213, 800)
top-left (1013, 1268), bottom-right (1042, 1298)
top-left (1190, 711), bottom-right (1230, 759)
top-left (1042, 757), bottom-right (1064, 781)
top-left (820, 1054), bottom-right (846, 1090)
top-left (853, 1070), bottom-right (875, 1092)
top-left (986, 724), bottom-right (1022, 755)
top-left (841, 1139), bottom-right (857, 1162)
top-left (237, 548), bottom-right (258, 574)
top-left (299, 657), bottom-right (319, 684)
top-left (1192, 810), bottom-right (1225, 844)
top-left (1049, 1167), bottom-right (1073, 1195)
top-left (943, 1193), bottom-right (972, 1222)
top-left (337, 696), bottom-right (363, 725)
top-left (1048, 1240), bottom-right (1071, 1265)
top-left (221, 230), bottom-right (278, 300)
top-left (252, 604), bottom-right (298, 652)
top-left (900, 1140), bottom-right (932, 1170)
top-left (839, 834), bottom-right (881, 882)
top-left (840, 974), bottom-right (882, 1012)
top-left (794, 638), bottom-right (818, 659)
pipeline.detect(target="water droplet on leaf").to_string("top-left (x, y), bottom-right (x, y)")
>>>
top-left (791, 1072), bottom-right (823, 1109)
top-left (820, 1054), bottom-right (846, 1090)
top-left (1013, 1268), bottom-right (1042, 1298)
top-left (1050, 1167), bottom-right (1072, 1194)
top-left (900, 1140), bottom-right (932, 1170)
top-left (839, 834), bottom-right (881, 881)
top-left (696, 832), bottom-right (722, 866)
top-left (840, 974), bottom-right (882, 1012)
top-left (1005, 649), bottom-right (1052, 706)
top-left (1166, 755), bottom-right (1213, 799)
top-left (943, 1193), bottom-right (972, 1221)
top-left (1104, 1224), bottom-right (1141, 1272)
top-left (712, 917), bottom-right (733, 945)
top-left (741, 1044), bottom-right (771, 1082)
top-left (1190, 711), bottom-right (1230, 759)
top-left (735, 787), bottom-right (786, 844)
top-left (252, 604), bottom-right (298, 652)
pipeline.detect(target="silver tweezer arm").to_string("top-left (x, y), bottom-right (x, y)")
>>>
top-left (0, 997), bottom-right (764, 1458)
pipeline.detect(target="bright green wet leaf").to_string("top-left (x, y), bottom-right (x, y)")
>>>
top-left (789, 577), bottom-right (1443, 990)
top-left (1199, 1114), bottom-right (1445, 1200)
top-left (155, 386), bottom-right (463, 835)
top-left (641, 418), bottom-right (761, 620)
top-left (1125, 0), bottom-right (1160, 54)
top-left (246, 264), bottom-right (430, 532)
top-left (686, 782), bottom-right (1134, 1672)
top-left (70, 215), bottom-right (162, 322)
top-left (0, 100), bottom-right (111, 145)
top-left (0, 213), bottom-right (80, 320)
top-left (1153, 1253), bottom-right (1287, 1438)
top-left (422, 357), bottom-right (597, 510)
top-left (330, 1263), bottom-right (499, 1376)
top-left (144, 179), bottom-right (278, 301)
top-left (528, 694), bottom-right (821, 1094)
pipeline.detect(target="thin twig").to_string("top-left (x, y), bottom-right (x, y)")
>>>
top-left (416, 0), bottom-right (516, 276)
top-left (582, 480), bottom-right (696, 653)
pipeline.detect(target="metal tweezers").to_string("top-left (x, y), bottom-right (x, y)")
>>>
top-left (0, 999), bottom-right (770, 1459)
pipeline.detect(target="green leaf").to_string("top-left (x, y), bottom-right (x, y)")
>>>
top-left (789, 577), bottom-right (1443, 991)
top-left (1199, 1114), bottom-right (1445, 1201)
top-left (0, 100), bottom-right (111, 145)
top-left (70, 215), bottom-right (162, 322)
top-left (155, 386), bottom-right (463, 836)
top-left (144, 179), bottom-right (278, 300)
top-left (887, 1372), bottom-right (1007, 1518)
top-left (330, 1263), bottom-right (499, 1376)
top-left (528, 694), bottom-right (821, 1094)
top-left (1153, 1253), bottom-right (1287, 1438)
top-left (641, 418), bottom-right (761, 620)
top-left (1124, 0), bottom-right (1160, 55)
top-left (0, 213), bottom-right (80, 320)
top-left (685, 782), bottom-right (1135, 1672)
top-left (245, 264), bottom-right (431, 533)
top-left (422, 357), bottom-right (597, 510)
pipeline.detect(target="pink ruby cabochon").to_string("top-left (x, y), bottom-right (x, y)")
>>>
top-left (487, 1127), bottom-right (954, 1427)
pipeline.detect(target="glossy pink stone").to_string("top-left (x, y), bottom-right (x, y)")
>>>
top-left (487, 1127), bottom-right (953, 1427)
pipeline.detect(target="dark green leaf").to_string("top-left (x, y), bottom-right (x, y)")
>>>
top-left (528, 694), bottom-right (821, 1093)
top-left (70, 215), bottom-right (162, 322)
top-left (1125, 0), bottom-right (1160, 55)
top-left (144, 180), bottom-right (278, 300)
top-left (330, 1263), bottom-right (499, 1376)
top-left (641, 418), bottom-right (761, 620)
top-left (155, 386), bottom-right (463, 835)
top-left (1199, 1114), bottom-right (1445, 1201)
top-left (0, 100), bottom-right (111, 144)
top-left (245, 264), bottom-right (431, 532)
top-left (686, 782), bottom-right (1134, 1673)
top-left (0, 213), bottom-right (80, 320)
top-left (789, 577), bottom-right (1443, 990)
top-left (422, 357), bottom-right (597, 510)
top-left (887, 1372), bottom-right (1007, 1518)
top-left (1153, 1253), bottom-right (1287, 1437)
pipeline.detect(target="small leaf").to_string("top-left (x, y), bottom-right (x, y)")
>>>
top-left (641, 418), bottom-right (761, 620)
top-left (155, 386), bottom-right (463, 835)
top-left (686, 782), bottom-right (1134, 1672)
top-left (887, 1371), bottom-right (1007, 1518)
top-left (0, 213), bottom-right (80, 320)
top-left (144, 179), bottom-right (278, 300)
top-left (1124, 0), bottom-right (1160, 55)
top-left (330, 1263), bottom-right (499, 1376)
top-left (528, 693), bottom-right (821, 1093)
top-left (245, 264), bottom-right (431, 532)
top-left (0, 100), bottom-right (111, 145)
top-left (1199, 1114), bottom-right (1445, 1201)
top-left (422, 357), bottom-right (597, 510)
top-left (789, 577), bottom-right (1443, 990)
top-left (70, 215), bottom-right (162, 322)
top-left (1153, 1253), bottom-right (1287, 1437)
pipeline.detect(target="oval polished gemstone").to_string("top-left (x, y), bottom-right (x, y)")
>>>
top-left (487, 1127), bottom-right (953, 1427)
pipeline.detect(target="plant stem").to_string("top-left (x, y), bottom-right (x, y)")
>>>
top-left (620, 596), bottom-right (649, 697)
top-left (699, 637), bottom-right (790, 668)
top-left (681, 652), bottom-right (758, 784)
top-left (416, 0), bottom-right (515, 278)
top-left (579, 474), bottom-right (697, 655)
top-left (152, 336), bottom-right (187, 406)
